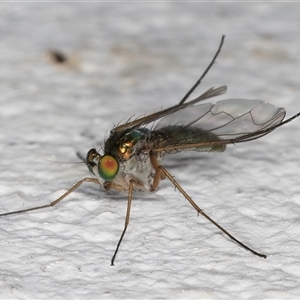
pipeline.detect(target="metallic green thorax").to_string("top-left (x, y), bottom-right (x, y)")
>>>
top-left (104, 128), bottom-right (151, 161)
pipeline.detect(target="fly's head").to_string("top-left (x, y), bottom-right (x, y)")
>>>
top-left (86, 148), bottom-right (119, 182)
top-left (86, 129), bottom-right (151, 186)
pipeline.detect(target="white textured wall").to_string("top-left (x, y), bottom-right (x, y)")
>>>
top-left (0, 3), bottom-right (300, 299)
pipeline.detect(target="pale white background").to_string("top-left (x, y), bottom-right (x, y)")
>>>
top-left (1, 3), bottom-right (300, 299)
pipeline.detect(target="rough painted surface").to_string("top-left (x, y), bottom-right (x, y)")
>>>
top-left (1, 3), bottom-right (300, 299)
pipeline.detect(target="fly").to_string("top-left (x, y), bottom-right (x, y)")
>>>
top-left (1, 36), bottom-right (300, 265)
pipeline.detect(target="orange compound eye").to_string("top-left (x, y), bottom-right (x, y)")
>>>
top-left (98, 155), bottom-right (119, 181)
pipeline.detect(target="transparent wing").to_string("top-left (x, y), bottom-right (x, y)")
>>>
top-left (148, 98), bottom-right (286, 153)
top-left (112, 86), bottom-right (227, 133)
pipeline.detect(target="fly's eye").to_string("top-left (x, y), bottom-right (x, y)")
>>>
top-left (98, 155), bottom-right (119, 181)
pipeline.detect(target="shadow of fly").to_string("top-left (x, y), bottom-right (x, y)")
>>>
top-left (1, 36), bottom-right (300, 265)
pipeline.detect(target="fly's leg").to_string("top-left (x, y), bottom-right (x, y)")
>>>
top-left (178, 35), bottom-right (225, 105)
top-left (111, 179), bottom-right (135, 266)
top-left (159, 165), bottom-right (267, 259)
top-left (0, 178), bottom-right (100, 217)
top-left (150, 153), bottom-right (166, 191)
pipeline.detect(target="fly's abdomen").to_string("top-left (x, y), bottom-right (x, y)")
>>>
top-left (151, 126), bottom-right (226, 153)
